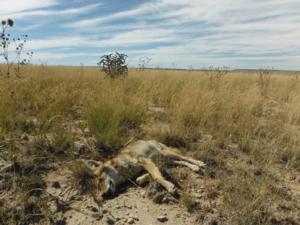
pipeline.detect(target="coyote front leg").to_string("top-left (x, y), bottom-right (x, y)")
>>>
top-left (138, 158), bottom-right (176, 194)
top-left (136, 173), bottom-right (151, 185)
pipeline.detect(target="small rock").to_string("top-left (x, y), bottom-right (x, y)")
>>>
top-left (90, 207), bottom-right (98, 213)
top-left (129, 215), bottom-right (138, 221)
top-left (127, 218), bottom-right (135, 224)
top-left (106, 216), bottom-right (115, 225)
top-left (114, 216), bottom-right (121, 221)
top-left (103, 209), bottom-right (108, 214)
top-left (157, 214), bottom-right (168, 223)
top-left (92, 212), bottom-right (103, 221)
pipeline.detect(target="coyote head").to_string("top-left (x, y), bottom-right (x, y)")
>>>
top-left (83, 160), bottom-right (117, 199)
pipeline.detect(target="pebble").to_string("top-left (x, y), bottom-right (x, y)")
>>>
top-left (92, 212), bottom-right (103, 221)
top-left (115, 216), bottom-right (121, 221)
top-left (106, 216), bottom-right (116, 225)
top-left (157, 214), bottom-right (168, 223)
top-left (129, 215), bottom-right (139, 221)
top-left (127, 218), bottom-right (135, 224)
top-left (103, 209), bottom-right (108, 214)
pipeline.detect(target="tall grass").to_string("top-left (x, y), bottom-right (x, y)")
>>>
top-left (0, 65), bottom-right (299, 168)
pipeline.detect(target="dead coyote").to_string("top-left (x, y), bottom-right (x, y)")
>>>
top-left (84, 140), bottom-right (205, 200)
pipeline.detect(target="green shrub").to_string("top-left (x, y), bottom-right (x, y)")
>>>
top-left (97, 52), bottom-right (128, 78)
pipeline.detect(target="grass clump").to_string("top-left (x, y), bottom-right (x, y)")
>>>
top-left (181, 191), bottom-right (199, 213)
top-left (70, 161), bottom-right (98, 195)
top-left (222, 170), bottom-right (273, 225)
top-left (87, 102), bottom-right (146, 154)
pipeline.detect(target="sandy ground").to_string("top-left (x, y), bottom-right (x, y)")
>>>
top-left (45, 165), bottom-right (215, 225)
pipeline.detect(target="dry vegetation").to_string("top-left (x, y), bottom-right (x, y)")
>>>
top-left (0, 65), bottom-right (299, 224)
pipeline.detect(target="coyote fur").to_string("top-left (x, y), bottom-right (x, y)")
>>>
top-left (84, 140), bottom-right (205, 200)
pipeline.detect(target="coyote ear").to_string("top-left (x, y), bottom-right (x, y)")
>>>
top-left (93, 165), bottom-right (104, 176)
top-left (82, 160), bottom-right (104, 176)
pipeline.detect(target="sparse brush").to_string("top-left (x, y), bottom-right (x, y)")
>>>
top-left (70, 161), bottom-right (98, 195)
top-left (221, 169), bottom-right (274, 225)
top-left (181, 191), bottom-right (199, 213)
top-left (0, 18), bottom-right (33, 78)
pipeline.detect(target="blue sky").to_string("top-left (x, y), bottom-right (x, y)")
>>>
top-left (1, 0), bottom-right (300, 70)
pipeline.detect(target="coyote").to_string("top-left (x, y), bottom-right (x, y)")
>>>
top-left (84, 140), bottom-right (205, 200)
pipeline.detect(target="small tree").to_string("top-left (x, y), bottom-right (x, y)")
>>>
top-left (0, 18), bottom-right (33, 78)
top-left (97, 52), bottom-right (128, 78)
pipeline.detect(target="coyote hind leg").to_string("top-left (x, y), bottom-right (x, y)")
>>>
top-left (173, 160), bottom-right (200, 172)
top-left (138, 158), bottom-right (176, 194)
top-left (162, 148), bottom-right (206, 168)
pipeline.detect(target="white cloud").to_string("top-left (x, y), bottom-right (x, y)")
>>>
top-left (27, 36), bottom-right (90, 50)
top-left (67, 1), bottom-right (172, 28)
top-left (94, 28), bottom-right (178, 46)
top-left (27, 27), bottom-right (177, 50)
top-left (3, 3), bottom-right (102, 19)
top-left (0, 0), bottom-right (58, 15)
top-left (4, 0), bottom-right (300, 69)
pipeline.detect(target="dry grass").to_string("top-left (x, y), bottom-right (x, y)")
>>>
top-left (0, 65), bottom-right (300, 224)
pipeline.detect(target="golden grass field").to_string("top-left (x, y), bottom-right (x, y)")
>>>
top-left (0, 65), bottom-right (299, 224)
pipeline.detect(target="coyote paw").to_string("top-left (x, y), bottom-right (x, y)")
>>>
top-left (167, 184), bottom-right (176, 194)
top-left (195, 161), bottom-right (206, 168)
top-left (190, 164), bottom-right (200, 172)
top-left (93, 194), bottom-right (103, 205)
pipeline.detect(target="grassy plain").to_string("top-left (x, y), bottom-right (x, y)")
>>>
top-left (0, 65), bottom-right (299, 224)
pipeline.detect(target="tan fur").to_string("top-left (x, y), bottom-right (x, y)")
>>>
top-left (84, 140), bottom-right (205, 201)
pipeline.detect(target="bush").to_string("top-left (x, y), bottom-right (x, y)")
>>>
top-left (97, 52), bottom-right (128, 78)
